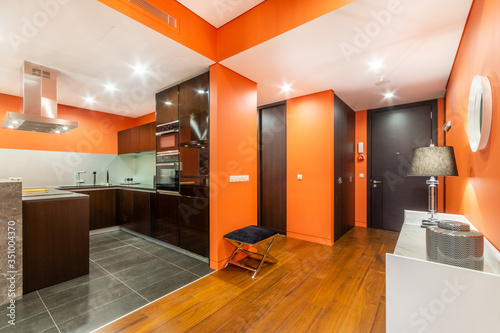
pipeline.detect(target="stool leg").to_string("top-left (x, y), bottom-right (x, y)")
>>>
top-left (224, 241), bottom-right (241, 268)
top-left (252, 234), bottom-right (278, 278)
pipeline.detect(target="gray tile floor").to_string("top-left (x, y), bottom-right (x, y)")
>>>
top-left (0, 230), bottom-right (213, 333)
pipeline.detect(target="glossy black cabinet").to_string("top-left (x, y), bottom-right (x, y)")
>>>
top-left (155, 193), bottom-right (180, 246)
top-left (179, 196), bottom-right (209, 257)
top-left (156, 85), bottom-right (179, 125)
top-left (179, 72), bottom-right (209, 118)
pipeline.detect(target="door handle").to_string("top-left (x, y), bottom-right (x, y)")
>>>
top-left (338, 177), bottom-right (342, 184)
top-left (372, 180), bottom-right (382, 184)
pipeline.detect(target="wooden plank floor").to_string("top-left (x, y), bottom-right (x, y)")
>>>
top-left (96, 227), bottom-right (399, 333)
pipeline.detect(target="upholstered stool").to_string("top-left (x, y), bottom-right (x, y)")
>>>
top-left (224, 225), bottom-right (279, 278)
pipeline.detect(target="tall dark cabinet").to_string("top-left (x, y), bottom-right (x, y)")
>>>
top-left (154, 71), bottom-right (210, 258)
top-left (334, 95), bottom-right (355, 241)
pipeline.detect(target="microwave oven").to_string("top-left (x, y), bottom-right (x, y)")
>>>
top-left (156, 128), bottom-right (179, 153)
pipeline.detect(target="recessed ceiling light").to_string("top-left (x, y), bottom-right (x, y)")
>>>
top-left (7, 125), bottom-right (14, 129)
top-left (370, 60), bottom-right (384, 72)
top-left (54, 130), bottom-right (61, 134)
top-left (384, 92), bottom-right (395, 99)
top-left (280, 84), bottom-right (292, 93)
top-left (84, 97), bottom-right (95, 104)
top-left (133, 64), bottom-right (147, 75)
top-left (375, 76), bottom-right (391, 86)
top-left (164, 101), bottom-right (173, 105)
top-left (12, 120), bottom-right (19, 124)
top-left (62, 126), bottom-right (68, 131)
top-left (105, 84), bottom-right (117, 92)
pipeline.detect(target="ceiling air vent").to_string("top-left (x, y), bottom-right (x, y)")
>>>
top-left (129, 0), bottom-right (177, 28)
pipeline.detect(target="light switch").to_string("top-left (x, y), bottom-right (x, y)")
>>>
top-left (359, 173), bottom-right (365, 178)
top-left (230, 175), bottom-right (249, 183)
top-left (297, 174), bottom-right (303, 180)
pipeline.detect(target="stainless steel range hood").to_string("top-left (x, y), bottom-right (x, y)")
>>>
top-left (1, 61), bottom-right (78, 133)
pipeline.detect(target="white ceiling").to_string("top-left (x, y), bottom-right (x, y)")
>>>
top-left (0, 0), bottom-right (214, 118)
top-left (176, 0), bottom-right (266, 28)
top-left (0, 0), bottom-right (473, 119)
top-left (220, 0), bottom-right (474, 110)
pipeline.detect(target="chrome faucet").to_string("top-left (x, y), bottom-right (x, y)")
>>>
top-left (106, 168), bottom-right (110, 185)
top-left (76, 171), bottom-right (86, 186)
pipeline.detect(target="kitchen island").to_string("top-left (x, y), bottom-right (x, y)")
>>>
top-left (22, 187), bottom-right (89, 294)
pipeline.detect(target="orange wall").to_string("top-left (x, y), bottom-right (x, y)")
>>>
top-left (354, 110), bottom-right (367, 227)
top-left (209, 64), bottom-right (258, 269)
top-left (217, 0), bottom-right (357, 61)
top-left (98, 0), bottom-right (217, 61)
top-left (0, 93), bottom-right (154, 154)
top-left (445, 0), bottom-right (500, 250)
top-left (287, 90), bottom-right (335, 245)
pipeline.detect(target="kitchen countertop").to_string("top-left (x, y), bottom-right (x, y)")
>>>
top-left (55, 184), bottom-right (156, 192)
top-left (22, 187), bottom-right (89, 201)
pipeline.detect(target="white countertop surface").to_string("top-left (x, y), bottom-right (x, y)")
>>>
top-left (394, 210), bottom-right (500, 275)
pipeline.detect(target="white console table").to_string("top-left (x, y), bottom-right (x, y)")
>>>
top-left (387, 210), bottom-right (500, 333)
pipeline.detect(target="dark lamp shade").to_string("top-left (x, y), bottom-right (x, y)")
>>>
top-left (408, 146), bottom-right (459, 177)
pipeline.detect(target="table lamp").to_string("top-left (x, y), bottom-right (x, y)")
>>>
top-left (408, 145), bottom-right (458, 227)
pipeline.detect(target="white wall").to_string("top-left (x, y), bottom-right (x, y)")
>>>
top-left (0, 149), bottom-right (155, 187)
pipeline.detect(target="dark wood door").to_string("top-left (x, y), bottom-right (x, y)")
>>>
top-left (334, 96), bottom-right (355, 241)
top-left (368, 101), bottom-right (437, 231)
top-left (258, 103), bottom-right (287, 234)
top-left (156, 85), bottom-right (179, 125)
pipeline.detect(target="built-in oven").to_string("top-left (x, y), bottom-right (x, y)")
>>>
top-left (156, 121), bottom-right (179, 154)
top-left (156, 151), bottom-right (180, 194)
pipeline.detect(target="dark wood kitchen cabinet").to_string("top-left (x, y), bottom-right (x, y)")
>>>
top-left (23, 196), bottom-right (89, 293)
top-left (156, 85), bottom-right (179, 125)
top-left (118, 189), bottom-right (154, 237)
top-left (69, 189), bottom-right (116, 230)
top-left (118, 122), bottom-right (155, 154)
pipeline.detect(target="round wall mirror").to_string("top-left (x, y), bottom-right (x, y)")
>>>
top-left (468, 75), bottom-right (493, 152)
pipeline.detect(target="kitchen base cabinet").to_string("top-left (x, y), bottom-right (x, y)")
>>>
top-left (118, 189), bottom-right (154, 237)
top-left (179, 196), bottom-right (209, 258)
top-left (23, 196), bottom-right (89, 294)
top-left (155, 193), bottom-right (209, 258)
top-left (155, 193), bottom-right (180, 246)
top-left (70, 189), bottom-right (116, 230)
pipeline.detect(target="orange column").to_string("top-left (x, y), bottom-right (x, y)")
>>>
top-left (354, 110), bottom-right (367, 227)
top-left (286, 90), bottom-right (335, 245)
top-left (209, 64), bottom-right (258, 270)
